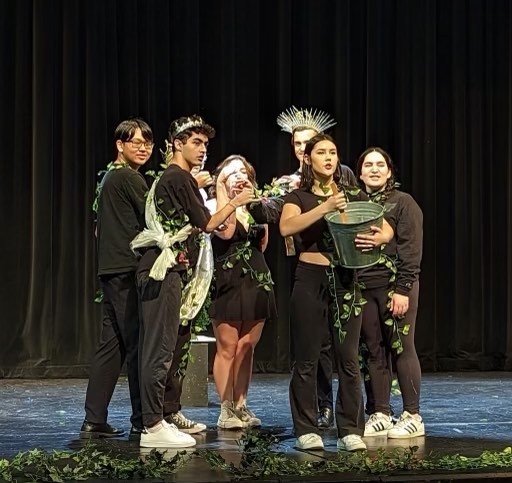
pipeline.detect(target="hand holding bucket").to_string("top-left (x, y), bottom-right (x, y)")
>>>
top-left (329, 183), bottom-right (349, 222)
top-left (324, 201), bottom-right (385, 268)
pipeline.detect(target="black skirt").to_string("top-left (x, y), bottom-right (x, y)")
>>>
top-left (208, 223), bottom-right (277, 322)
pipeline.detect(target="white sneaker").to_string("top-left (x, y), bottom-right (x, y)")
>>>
top-left (295, 433), bottom-right (324, 450)
top-left (364, 412), bottom-right (394, 436)
top-left (337, 434), bottom-right (367, 452)
top-left (235, 405), bottom-right (262, 428)
top-left (166, 411), bottom-right (206, 434)
top-left (217, 401), bottom-right (245, 430)
top-left (140, 420), bottom-right (196, 448)
top-left (387, 411), bottom-right (425, 439)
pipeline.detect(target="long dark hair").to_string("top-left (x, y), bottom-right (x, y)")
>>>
top-left (355, 147), bottom-right (397, 202)
top-left (299, 133), bottom-right (343, 191)
top-left (209, 154), bottom-right (258, 198)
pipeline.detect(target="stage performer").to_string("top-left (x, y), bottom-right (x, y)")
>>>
top-left (275, 106), bottom-right (357, 430)
top-left (207, 155), bottom-right (277, 430)
top-left (154, 148), bottom-right (214, 436)
top-left (280, 134), bottom-right (394, 452)
top-left (133, 115), bottom-right (255, 448)
top-left (356, 147), bottom-right (424, 439)
top-left (80, 118), bottom-right (153, 440)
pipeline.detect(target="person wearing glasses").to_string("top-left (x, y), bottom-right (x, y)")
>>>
top-left (80, 118), bottom-right (154, 440)
top-left (134, 115), bottom-right (256, 448)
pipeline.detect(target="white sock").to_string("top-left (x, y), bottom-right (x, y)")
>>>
top-left (146, 421), bottom-right (164, 433)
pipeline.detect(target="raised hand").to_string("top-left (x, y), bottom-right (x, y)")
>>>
top-left (231, 186), bottom-right (258, 207)
top-left (193, 170), bottom-right (213, 188)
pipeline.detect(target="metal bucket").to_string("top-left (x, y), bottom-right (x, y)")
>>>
top-left (324, 201), bottom-right (384, 269)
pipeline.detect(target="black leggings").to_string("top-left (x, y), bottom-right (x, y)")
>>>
top-left (289, 261), bottom-right (365, 438)
top-left (361, 281), bottom-right (421, 414)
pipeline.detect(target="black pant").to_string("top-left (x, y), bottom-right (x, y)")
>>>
top-left (137, 269), bottom-right (182, 427)
top-left (361, 281), bottom-right (421, 414)
top-left (317, 332), bottom-right (334, 411)
top-left (84, 272), bottom-right (142, 428)
top-left (163, 322), bottom-right (192, 416)
top-left (289, 262), bottom-right (365, 438)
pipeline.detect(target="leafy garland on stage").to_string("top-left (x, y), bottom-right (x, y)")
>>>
top-left (2, 432), bottom-right (512, 481)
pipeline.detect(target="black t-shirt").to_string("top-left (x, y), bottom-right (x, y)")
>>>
top-left (96, 167), bottom-right (148, 276)
top-left (137, 164), bottom-right (212, 273)
top-left (283, 187), bottom-right (367, 254)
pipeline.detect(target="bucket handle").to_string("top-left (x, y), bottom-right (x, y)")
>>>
top-left (330, 182), bottom-right (348, 222)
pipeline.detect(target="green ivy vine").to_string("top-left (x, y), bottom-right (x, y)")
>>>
top-left (4, 433), bottom-right (512, 482)
top-left (327, 267), bottom-right (367, 343)
top-left (92, 161), bottom-right (131, 304)
top-left (92, 161), bottom-right (130, 214)
top-left (377, 253), bottom-right (410, 356)
top-left (219, 212), bottom-right (274, 295)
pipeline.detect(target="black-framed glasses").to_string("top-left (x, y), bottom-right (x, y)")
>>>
top-left (126, 139), bottom-right (154, 150)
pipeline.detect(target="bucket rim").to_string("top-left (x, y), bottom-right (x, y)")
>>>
top-left (324, 201), bottom-right (384, 226)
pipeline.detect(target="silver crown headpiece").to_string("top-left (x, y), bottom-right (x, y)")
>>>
top-left (172, 117), bottom-right (206, 138)
top-left (276, 105), bottom-right (337, 134)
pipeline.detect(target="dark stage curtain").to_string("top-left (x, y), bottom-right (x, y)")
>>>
top-left (1, 0), bottom-right (511, 376)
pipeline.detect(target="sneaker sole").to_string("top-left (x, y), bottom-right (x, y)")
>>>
top-left (79, 431), bottom-right (124, 439)
top-left (388, 429), bottom-right (425, 439)
top-left (296, 442), bottom-right (324, 450)
top-left (217, 421), bottom-right (244, 430)
top-left (364, 428), bottom-right (393, 437)
top-left (140, 439), bottom-right (196, 448)
top-left (178, 425), bottom-right (207, 434)
top-left (338, 443), bottom-right (367, 452)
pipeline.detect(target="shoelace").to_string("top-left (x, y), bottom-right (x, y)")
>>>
top-left (175, 412), bottom-right (196, 428)
top-left (301, 433), bottom-right (320, 443)
top-left (238, 405), bottom-right (256, 419)
top-left (368, 413), bottom-right (389, 427)
top-left (395, 415), bottom-right (415, 429)
top-left (162, 420), bottom-right (179, 431)
top-left (222, 404), bottom-right (239, 419)
top-left (343, 434), bottom-right (363, 444)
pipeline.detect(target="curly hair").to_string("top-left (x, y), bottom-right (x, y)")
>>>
top-left (209, 154), bottom-right (258, 198)
top-left (299, 133), bottom-right (344, 191)
top-left (167, 114), bottom-right (216, 153)
top-left (355, 147), bottom-right (397, 202)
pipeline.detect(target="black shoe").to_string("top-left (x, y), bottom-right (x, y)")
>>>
top-left (317, 407), bottom-right (334, 429)
top-left (79, 420), bottom-right (125, 439)
top-left (128, 426), bottom-right (146, 441)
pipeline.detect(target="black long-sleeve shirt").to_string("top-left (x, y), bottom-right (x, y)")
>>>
top-left (358, 189), bottom-right (423, 295)
top-left (96, 167), bottom-right (147, 276)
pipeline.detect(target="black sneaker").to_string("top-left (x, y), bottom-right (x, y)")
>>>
top-left (79, 420), bottom-right (124, 439)
top-left (317, 407), bottom-right (334, 429)
top-left (128, 426), bottom-right (146, 441)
